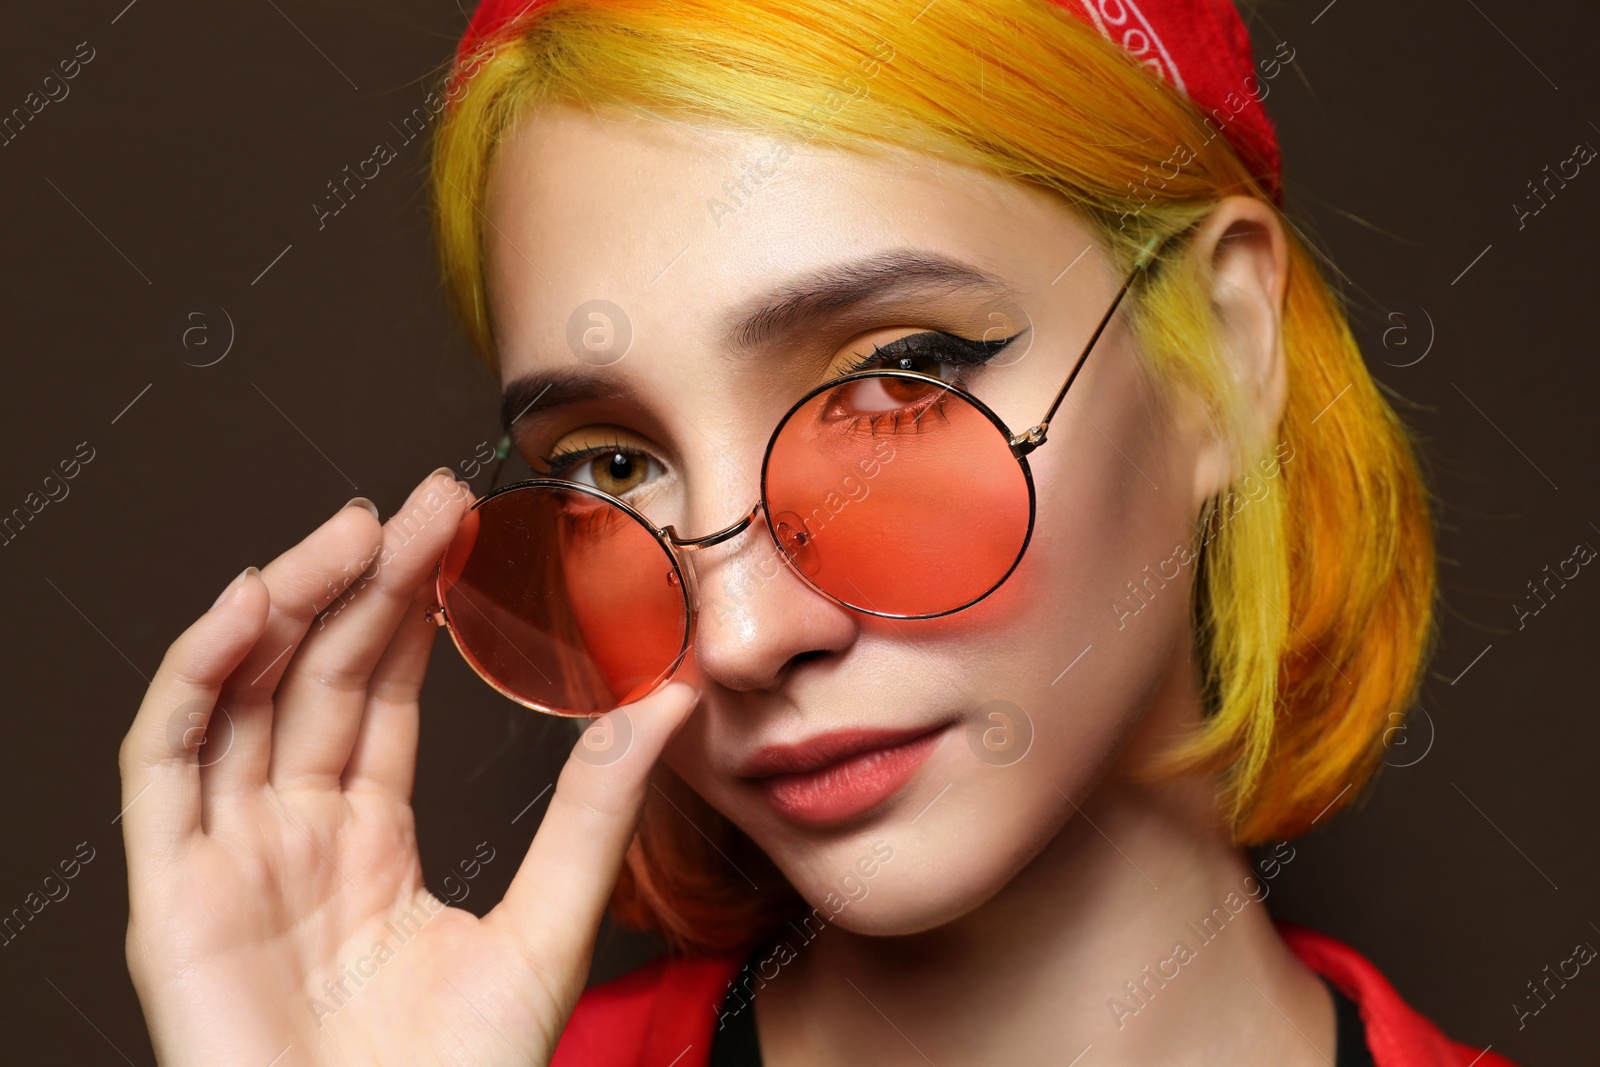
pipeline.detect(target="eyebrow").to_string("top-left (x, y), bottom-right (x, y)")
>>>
top-left (498, 250), bottom-right (1018, 434)
top-left (499, 371), bottom-right (639, 436)
top-left (721, 249), bottom-right (1019, 355)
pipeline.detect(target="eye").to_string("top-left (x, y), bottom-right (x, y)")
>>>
top-left (540, 440), bottom-right (665, 498)
top-left (838, 374), bottom-right (945, 414)
top-left (838, 329), bottom-right (1025, 382)
top-left (826, 328), bottom-right (1027, 420)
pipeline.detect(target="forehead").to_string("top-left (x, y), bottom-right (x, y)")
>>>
top-left (480, 103), bottom-right (1097, 384)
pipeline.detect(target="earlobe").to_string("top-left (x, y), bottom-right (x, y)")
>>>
top-left (1185, 196), bottom-right (1290, 506)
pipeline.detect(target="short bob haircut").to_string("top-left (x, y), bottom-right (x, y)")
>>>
top-left (428, 0), bottom-right (1436, 953)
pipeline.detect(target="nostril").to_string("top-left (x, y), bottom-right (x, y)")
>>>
top-left (789, 648), bottom-right (830, 669)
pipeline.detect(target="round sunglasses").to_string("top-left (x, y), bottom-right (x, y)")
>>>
top-left (427, 241), bottom-right (1160, 716)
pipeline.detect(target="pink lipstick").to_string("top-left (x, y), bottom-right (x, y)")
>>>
top-left (742, 724), bottom-right (950, 825)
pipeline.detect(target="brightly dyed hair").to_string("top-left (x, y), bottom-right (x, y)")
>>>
top-left (428, 0), bottom-right (1437, 952)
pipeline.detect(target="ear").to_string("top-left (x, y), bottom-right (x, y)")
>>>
top-left (1185, 196), bottom-right (1290, 508)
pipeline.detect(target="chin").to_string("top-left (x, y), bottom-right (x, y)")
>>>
top-left (758, 773), bottom-right (1073, 940)
top-left (806, 876), bottom-right (1001, 937)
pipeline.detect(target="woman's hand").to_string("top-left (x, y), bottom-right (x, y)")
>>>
top-left (118, 469), bottom-right (699, 1066)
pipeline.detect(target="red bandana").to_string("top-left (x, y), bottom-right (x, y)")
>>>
top-left (454, 0), bottom-right (1283, 203)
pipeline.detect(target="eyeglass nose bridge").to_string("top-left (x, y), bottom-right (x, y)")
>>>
top-left (659, 500), bottom-right (765, 553)
top-left (655, 501), bottom-right (773, 626)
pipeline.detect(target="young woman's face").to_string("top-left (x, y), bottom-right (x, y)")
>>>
top-left (484, 104), bottom-right (1217, 935)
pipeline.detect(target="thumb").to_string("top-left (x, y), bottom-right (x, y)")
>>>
top-left (488, 681), bottom-right (699, 987)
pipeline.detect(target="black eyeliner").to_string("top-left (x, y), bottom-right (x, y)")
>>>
top-left (841, 328), bottom-right (1029, 375)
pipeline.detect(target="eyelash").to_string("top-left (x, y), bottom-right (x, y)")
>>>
top-left (533, 329), bottom-right (1027, 482)
top-left (839, 329), bottom-right (1025, 380)
top-left (539, 436), bottom-right (646, 482)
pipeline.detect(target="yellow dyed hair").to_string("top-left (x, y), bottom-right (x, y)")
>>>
top-left (428, 0), bottom-right (1437, 952)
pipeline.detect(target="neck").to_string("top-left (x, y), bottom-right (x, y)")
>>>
top-left (757, 661), bottom-right (1336, 1066)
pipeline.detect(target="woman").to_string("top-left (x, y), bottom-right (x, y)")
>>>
top-left (117, 0), bottom-right (1513, 1063)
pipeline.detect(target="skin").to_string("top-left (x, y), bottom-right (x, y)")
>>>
top-left (120, 468), bottom-right (702, 1065)
top-left (117, 102), bottom-right (1323, 1066)
top-left (479, 104), bottom-right (1325, 1065)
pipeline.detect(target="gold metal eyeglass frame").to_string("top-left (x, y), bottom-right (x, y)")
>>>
top-left (427, 234), bottom-right (1166, 714)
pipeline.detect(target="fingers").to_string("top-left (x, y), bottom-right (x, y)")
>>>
top-left (198, 501), bottom-right (385, 801)
top-left (340, 586), bottom-right (440, 801)
top-left (268, 471), bottom-right (471, 790)
top-left (488, 682), bottom-right (701, 993)
top-left (119, 568), bottom-right (271, 860)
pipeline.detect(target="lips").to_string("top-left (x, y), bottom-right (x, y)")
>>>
top-left (741, 723), bottom-right (951, 825)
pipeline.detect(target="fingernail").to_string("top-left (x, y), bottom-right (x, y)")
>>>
top-left (406, 468), bottom-right (468, 509)
top-left (211, 565), bottom-right (260, 610)
top-left (343, 496), bottom-right (380, 519)
top-left (426, 466), bottom-right (474, 500)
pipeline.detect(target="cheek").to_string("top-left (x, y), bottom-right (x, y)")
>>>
top-left (1016, 375), bottom-right (1200, 713)
top-left (660, 704), bottom-right (714, 790)
top-left (975, 358), bottom-right (1196, 674)
top-left (651, 358), bottom-right (1206, 934)
top-left (836, 371), bottom-right (1198, 909)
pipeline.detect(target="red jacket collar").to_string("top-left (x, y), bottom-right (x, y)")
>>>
top-left (554, 921), bottom-right (1515, 1067)
top-left (1276, 922), bottom-right (1515, 1067)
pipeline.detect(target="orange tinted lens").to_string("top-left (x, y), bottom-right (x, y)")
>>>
top-left (437, 483), bottom-right (688, 714)
top-left (763, 374), bottom-right (1032, 617)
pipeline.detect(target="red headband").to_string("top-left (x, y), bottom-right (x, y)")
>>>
top-left (455, 0), bottom-right (1283, 204)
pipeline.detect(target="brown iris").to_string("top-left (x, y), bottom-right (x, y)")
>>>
top-left (587, 451), bottom-right (648, 495)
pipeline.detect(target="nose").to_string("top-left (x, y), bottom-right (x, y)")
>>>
top-left (673, 503), bottom-right (858, 693)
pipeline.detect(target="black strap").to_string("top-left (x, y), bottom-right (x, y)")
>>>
top-left (710, 953), bottom-right (1376, 1066)
top-left (708, 945), bottom-right (765, 1067)
top-left (1327, 976), bottom-right (1378, 1067)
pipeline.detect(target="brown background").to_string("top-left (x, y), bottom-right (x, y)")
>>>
top-left (0, 0), bottom-right (1595, 1061)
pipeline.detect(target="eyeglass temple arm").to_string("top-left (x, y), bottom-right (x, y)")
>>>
top-left (487, 433), bottom-right (513, 489)
top-left (1009, 235), bottom-right (1163, 458)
